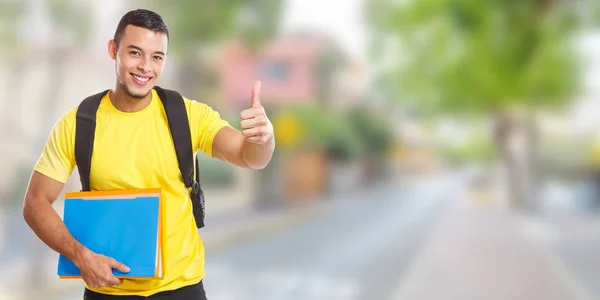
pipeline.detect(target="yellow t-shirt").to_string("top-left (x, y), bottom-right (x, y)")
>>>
top-left (34, 89), bottom-right (230, 296)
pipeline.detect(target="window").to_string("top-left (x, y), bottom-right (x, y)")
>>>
top-left (259, 61), bottom-right (291, 81)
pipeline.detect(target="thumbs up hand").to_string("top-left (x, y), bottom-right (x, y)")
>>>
top-left (240, 81), bottom-right (274, 144)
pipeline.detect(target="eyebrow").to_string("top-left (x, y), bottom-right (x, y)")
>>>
top-left (127, 45), bottom-right (165, 56)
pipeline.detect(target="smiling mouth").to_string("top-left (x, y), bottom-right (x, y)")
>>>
top-left (131, 73), bottom-right (152, 84)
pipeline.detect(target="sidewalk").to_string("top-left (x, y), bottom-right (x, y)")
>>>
top-left (390, 195), bottom-right (595, 300)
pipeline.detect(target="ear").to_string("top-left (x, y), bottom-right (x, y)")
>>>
top-left (108, 40), bottom-right (117, 60)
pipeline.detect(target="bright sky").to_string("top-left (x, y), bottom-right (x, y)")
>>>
top-left (280, 0), bottom-right (366, 61)
top-left (569, 31), bottom-right (600, 133)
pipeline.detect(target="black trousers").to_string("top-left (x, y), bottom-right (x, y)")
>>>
top-left (83, 281), bottom-right (207, 300)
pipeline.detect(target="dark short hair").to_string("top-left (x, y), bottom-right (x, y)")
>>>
top-left (113, 9), bottom-right (169, 47)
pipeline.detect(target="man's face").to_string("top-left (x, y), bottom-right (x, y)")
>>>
top-left (108, 25), bottom-right (168, 99)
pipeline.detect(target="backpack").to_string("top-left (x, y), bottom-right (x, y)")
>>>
top-left (74, 86), bottom-right (206, 228)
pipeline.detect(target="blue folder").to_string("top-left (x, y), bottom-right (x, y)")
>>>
top-left (58, 190), bottom-right (162, 278)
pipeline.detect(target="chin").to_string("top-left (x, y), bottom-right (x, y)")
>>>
top-left (122, 82), bottom-right (153, 99)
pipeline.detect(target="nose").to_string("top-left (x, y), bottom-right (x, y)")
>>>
top-left (137, 56), bottom-right (151, 73)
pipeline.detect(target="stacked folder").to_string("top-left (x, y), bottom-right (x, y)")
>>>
top-left (58, 189), bottom-right (164, 279)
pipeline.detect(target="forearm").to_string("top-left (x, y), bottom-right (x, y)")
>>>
top-left (242, 137), bottom-right (275, 170)
top-left (23, 200), bottom-right (87, 266)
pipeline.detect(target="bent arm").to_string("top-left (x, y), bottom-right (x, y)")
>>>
top-left (212, 126), bottom-right (275, 170)
top-left (23, 171), bottom-right (87, 267)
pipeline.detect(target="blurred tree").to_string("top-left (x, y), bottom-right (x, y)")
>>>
top-left (29, 0), bottom-right (94, 289)
top-left (40, 0), bottom-right (93, 147)
top-left (0, 0), bottom-right (94, 290)
top-left (141, 0), bottom-right (283, 103)
top-left (0, 1), bottom-right (27, 141)
top-left (366, 0), bottom-right (596, 209)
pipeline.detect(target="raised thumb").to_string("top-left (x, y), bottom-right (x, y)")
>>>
top-left (250, 81), bottom-right (262, 108)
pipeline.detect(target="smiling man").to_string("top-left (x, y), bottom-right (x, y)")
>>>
top-left (22, 9), bottom-right (275, 300)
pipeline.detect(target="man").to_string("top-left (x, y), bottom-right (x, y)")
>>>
top-left (22, 8), bottom-right (275, 300)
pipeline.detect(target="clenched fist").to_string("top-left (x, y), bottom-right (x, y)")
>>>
top-left (240, 81), bottom-right (274, 144)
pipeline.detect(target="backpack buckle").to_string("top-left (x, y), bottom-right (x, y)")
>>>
top-left (192, 181), bottom-right (200, 194)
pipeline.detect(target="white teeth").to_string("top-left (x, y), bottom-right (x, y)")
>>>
top-left (134, 75), bottom-right (149, 82)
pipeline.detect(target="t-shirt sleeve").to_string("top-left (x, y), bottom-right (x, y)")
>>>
top-left (33, 110), bottom-right (76, 183)
top-left (186, 99), bottom-right (231, 157)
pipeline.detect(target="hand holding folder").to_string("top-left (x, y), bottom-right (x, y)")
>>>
top-left (75, 249), bottom-right (131, 287)
top-left (58, 189), bottom-right (165, 285)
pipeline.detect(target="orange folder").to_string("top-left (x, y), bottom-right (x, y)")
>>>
top-left (58, 189), bottom-right (165, 279)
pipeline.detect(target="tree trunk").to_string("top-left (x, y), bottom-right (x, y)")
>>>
top-left (525, 112), bottom-right (540, 211)
top-left (493, 111), bottom-right (527, 210)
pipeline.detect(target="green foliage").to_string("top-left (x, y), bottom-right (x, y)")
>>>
top-left (438, 132), bottom-right (496, 166)
top-left (279, 104), bottom-right (397, 161)
top-left (293, 106), bottom-right (345, 150)
top-left (236, 0), bottom-right (284, 51)
top-left (272, 105), bottom-right (368, 162)
top-left (344, 107), bottom-right (396, 158)
top-left (366, 0), bottom-right (586, 115)
top-left (0, 1), bottom-right (26, 60)
top-left (328, 115), bottom-right (365, 162)
top-left (144, 0), bottom-right (242, 53)
top-left (47, 0), bottom-right (93, 44)
top-left (143, 0), bottom-right (283, 55)
top-left (197, 154), bottom-right (236, 188)
top-left (4, 164), bottom-right (32, 209)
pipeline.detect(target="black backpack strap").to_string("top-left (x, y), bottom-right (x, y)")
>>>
top-left (75, 89), bottom-right (110, 192)
top-left (154, 86), bottom-right (205, 228)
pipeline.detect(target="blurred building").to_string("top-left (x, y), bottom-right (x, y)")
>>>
top-left (215, 32), bottom-right (374, 203)
top-left (217, 32), bottom-right (356, 113)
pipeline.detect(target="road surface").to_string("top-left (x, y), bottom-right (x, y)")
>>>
top-left (28, 175), bottom-right (462, 300)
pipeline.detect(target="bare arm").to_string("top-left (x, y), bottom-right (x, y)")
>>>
top-left (23, 171), bottom-right (128, 287)
top-left (212, 125), bottom-right (275, 170)
top-left (22, 171), bottom-right (86, 266)
top-left (242, 132), bottom-right (275, 169)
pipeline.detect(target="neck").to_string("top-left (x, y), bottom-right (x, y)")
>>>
top-left (109, 87), bottom-right (153, 113)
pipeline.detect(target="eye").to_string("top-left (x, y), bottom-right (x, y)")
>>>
top-left (130, 51), bottom-right (141, 56)
top-left (153, 55), bottom-right (163, 61)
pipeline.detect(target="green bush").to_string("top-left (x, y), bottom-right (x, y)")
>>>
top-left (197, 154), bottom-right (236, 188)
top-left (344, 107), bottom-right (396, 158)
top-left (438, 133), bottom-right (496, 166)
top-left (272, 105), bottom-right (365, 162)
top-left (326, 116), bottom-right (364, 161)
top-left (4, 164), bottom-right (32, 209)
top-left (233, 104), bottom-right (395, 163)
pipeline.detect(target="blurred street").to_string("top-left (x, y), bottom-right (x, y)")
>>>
top-left (35, 173), bottom-right (453, 300)
top-left (203, 175), bottom-right (454, 300)
top-left (18, 172), bottom-right (600, 300)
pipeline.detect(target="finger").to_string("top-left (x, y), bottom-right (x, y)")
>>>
top-left (246, 136), bottom-right (269, 144)
top-left (242, 127), bottom-right (266, 138)
top-left (240, 107), bottom-right (264, 120)
top-left (106, 275), bottom-right (121, 286)
top-left (240, 116), bottom-right (266, 129)
top-left (85, 279), bottom-right (98, 289)
top-left (110, 258), bottom-right (130, 273)
top-left (250, 80), bottom-right (262, 108)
